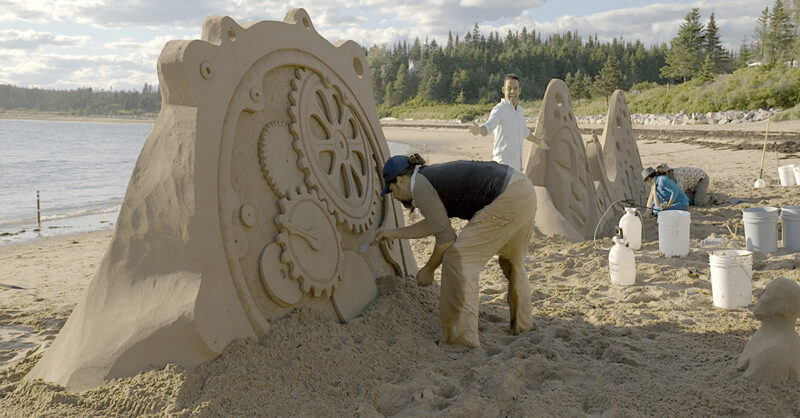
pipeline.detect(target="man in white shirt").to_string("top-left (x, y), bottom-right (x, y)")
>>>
top-left (469, 73), bottom-right (546, 171)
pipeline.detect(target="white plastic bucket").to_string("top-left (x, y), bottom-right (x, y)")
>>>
top-left (793, 166), bottom-right (800, 185)
top-left (781, 206), bottom-right (800, 251)
top-left (709, 250), bottom-right (753, 309)
top-left (742, 206), bottom-right (779, 252)
top-left (778, 164), bottom-right (796, 186)
top-left (657, 210), bottom-right (690, 257)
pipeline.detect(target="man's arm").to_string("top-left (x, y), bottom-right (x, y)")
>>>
top-left (470, 104), bottom-right (502, 136)
top-left (377, 218), bottom-right (432, 240)
top-left (376, 220), bottom-right (453, 286)
top-left (416, 239), bottom-right (454, 286)
top-left (645, 184), bottom-right (656, 216)
top-left (470, 121), bottom-right (488, 136)
top-left (525, 131), bottom-right (549, 150)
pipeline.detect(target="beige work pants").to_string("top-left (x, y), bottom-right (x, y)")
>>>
top-left (440, 177), bottom-right (536, 348)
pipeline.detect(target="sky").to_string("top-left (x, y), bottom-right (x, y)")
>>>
top-left (0, 0), bottom-right (773, 91)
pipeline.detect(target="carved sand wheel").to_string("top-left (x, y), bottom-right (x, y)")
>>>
top-left (289, 68), bottom-right (380, 234)
top-left (275, 185), bottom-right (344, 298)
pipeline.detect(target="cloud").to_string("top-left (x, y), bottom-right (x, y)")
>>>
top-left (103, 35), bottom-right (192, 67)
top-left (0, 29), bottom-right (88, 49)
top-left (0, 48), bottom-right (157, 90)
top-left (475, 0), bottom-right (770, 49)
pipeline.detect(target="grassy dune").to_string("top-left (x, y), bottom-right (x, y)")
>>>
top-left (378, 67), bottom-right (800, 121)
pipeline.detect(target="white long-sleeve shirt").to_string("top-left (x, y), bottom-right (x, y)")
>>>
top-left (480, 98), bottom-right (530, 171)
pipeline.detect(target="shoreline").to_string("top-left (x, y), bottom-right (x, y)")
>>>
top-left (4, 111), bottom-right (800, 133)
top-left (0, 111), bottom-right (156, 124)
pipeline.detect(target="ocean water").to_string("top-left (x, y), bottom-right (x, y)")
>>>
top-left (0, 119), bottom-right (151, 244)
top-left (0, 118), bottom-right (414, 246)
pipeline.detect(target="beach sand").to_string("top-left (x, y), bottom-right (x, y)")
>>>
top-left (2, 122), bottom-right (800, 415)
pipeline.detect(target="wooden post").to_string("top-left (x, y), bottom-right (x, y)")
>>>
top-left (758, 118), bottom-right (770, 179)
top-left (37, 190), bottom-right (41, 229)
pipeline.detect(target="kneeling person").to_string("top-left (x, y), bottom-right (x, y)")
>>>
top-left (377, 154), bottom-right (536, 348)
top-left (656, 164), bottom-right (713, 206)
top-left (643, 166), bottom-right (689, 216)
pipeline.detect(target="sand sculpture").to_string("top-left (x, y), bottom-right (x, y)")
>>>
top-left (589, 90), bottom-right (648, 210)
top-left (524, 81), bottom-right (647, 241)
top-left (737, 277), bottom-right (800, 384)
top-left (26, 9), bottom-right (416, 390)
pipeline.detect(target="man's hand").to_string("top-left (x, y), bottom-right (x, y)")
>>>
top-left (416, 265), bottom-right (435, 286)
top-left (470, 121), bottom-right (486, 136)
top-left (375, 227), bottom-right (396, 242)
top-left (527, 132), bottom-right (549, 150)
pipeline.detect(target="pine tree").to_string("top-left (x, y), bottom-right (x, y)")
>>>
top-left (594, 54), bottom-right (624, 103)
top-left (661, 8), bottom-right (705, 82)
top-left (791, 0), bottom-right (800, 65)
top-left (768, 0), bottom-right (795, 66)
top-left (737, 37), bottom-right (756, 68)
top-left (565, 69), bottom-right (590, 103)
top-left (471, 23), bottom-right (480, 48)
top-left (392, 66), bottom-right (411, 104)
top-left (697, 55), bottom-right (716, 82)
top-left (755, 7), bottom-right (770, 63)
top-left (704, 13), bottom-right (729, 73)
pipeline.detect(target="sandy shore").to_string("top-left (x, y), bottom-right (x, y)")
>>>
top-left (0, 111), bottom-right (156, 124)
top-left (2, 123), bottom-right (800, 415)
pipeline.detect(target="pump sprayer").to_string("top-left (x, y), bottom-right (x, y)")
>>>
top-left (618, 207), bottom-right (642, 250)
top-left (609, 227), bottom-right (636, 286)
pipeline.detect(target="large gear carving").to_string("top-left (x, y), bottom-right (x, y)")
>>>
top-left (289, 68), bottom-right (380, 233)
top-left (259, 121), bottom-right (302, 197)
top-left (275, 185), bottom-right (344, 298)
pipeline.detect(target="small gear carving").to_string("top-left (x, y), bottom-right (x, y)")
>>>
top-left (259, 121), bottom-right (303, 197)
top-left (288, 68), bottom-right (380, 233)
top-left (275, 185), bottom-right (344, 298)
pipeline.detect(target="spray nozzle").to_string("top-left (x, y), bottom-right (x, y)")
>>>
top-left (615, 227), bottom-right (624, 239)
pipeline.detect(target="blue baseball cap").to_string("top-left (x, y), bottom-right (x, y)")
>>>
top-left (380, 155), bottom-right (411, 197)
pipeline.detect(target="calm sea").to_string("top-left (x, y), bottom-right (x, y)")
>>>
top-left (0, 118), bottom-right (413, 246)
top-left (0, 119), bottom-right (151, 244)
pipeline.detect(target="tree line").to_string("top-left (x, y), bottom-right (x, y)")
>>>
top-left (0, 83), bottom-right (160, 116)
top-left (664, 1), bottom-right (800, 83)
top-left (367, 27), bottom-right (671, 107)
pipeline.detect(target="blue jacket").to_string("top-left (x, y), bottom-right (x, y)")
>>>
top-left (653, 175), bottom-right (689, 214)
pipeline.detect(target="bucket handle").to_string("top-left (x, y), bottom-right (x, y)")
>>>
top-left (731, 261), bottom-right (753, 283)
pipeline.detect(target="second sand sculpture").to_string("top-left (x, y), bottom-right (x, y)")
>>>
top-left (27, 9), bottom-right (416, 390)
top-left (525, 80), bottom-right (647, 241)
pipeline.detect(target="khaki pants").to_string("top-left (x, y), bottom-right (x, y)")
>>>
top-left (686, 174), bottom-right (710, 206)
top-left (440, 177), bottom-right (536, 347)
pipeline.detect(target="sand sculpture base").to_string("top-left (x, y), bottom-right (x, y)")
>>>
top-left (524, 81), bottom-right (647, 241)
top-left (26, 10), bottom-right (416, 390)
top-left (737, 277), bottom-right (800, 384)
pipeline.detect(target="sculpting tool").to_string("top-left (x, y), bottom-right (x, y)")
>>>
top-left (0, 283), bottom-right (23, 289)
